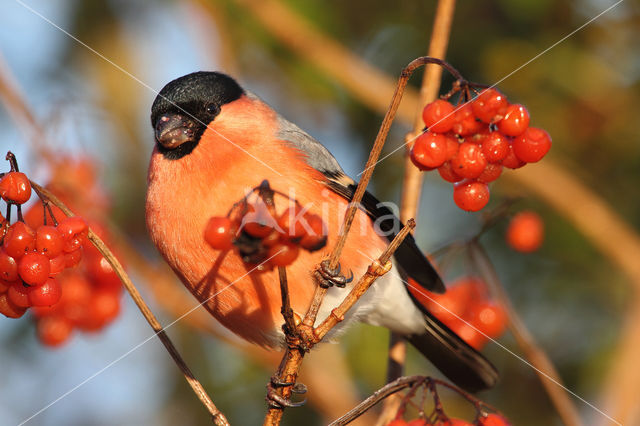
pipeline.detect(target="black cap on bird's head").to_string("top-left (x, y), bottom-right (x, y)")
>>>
top-left (151, 71), bottom-right (244, 159)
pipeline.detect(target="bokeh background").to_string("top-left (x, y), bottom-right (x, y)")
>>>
top-left (1, 0), bottom-right (639, 425)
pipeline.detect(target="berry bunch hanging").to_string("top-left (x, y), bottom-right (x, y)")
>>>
top-left (408, 277), bottom-right (507, 350)
top-left (0, 153), bottom-right (124, 347)
top-left (411, 86), bottom-right (551, 212)
top-left (0, 153), bottom-right (88, 321)
top-left (204, 180), bottom-right (328, 269)
top-left (385, 377), bottom-right (510, 426)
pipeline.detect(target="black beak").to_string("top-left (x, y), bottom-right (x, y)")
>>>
top-left (154, 113), bottom-right (197, 150)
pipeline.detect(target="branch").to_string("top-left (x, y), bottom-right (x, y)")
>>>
top-left (384, 1), bottom-right (457, 422)
top-left (468, 241), bottom-right (582, 426)
top-left (30, 182), bottom-right (229, 426)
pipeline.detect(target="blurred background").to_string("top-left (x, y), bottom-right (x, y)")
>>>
top-left (0, 0), bottom-right (639, 425)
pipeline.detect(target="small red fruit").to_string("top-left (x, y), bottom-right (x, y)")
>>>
top-left (506, 211), bottom-right (544, 253)
top-left (411, 132), bottom-right (449, 170)
top-left (242, 204), bottom-right (276, 238)
top-left (422, 99), bottom-right (456, 133)
top-left (0, 249), bottom-right (18, 282)
top-left (437, 161), bottom-right (463, 183)
top-left (277, 206), bottom-right (309, 239)
top-left (481, 132), bottom-right (509, 163)
top-left (64, 248), bottom-right (83, 268)
top-left (37, 315), bottom-right (73, 347)
top-left (35, 225), bottom-right (64, 258)
top-left (512, 127), bottom-right (551, 163)
top-left (477, 163), bottom-right (503, 183)
top-left (501, 143), bottom-right (526, 169)
top-left (28, 277), bottom-right (62, 307)
top-left (57, 216), bottom-right (89, 252)
top-left (478, 413), bottom-right (511, 426)
top-left (0, 292), bottom-right (26, 318)
top-left (453, 180), bottom-right (490, 212)
top-left (0, 172), bottom-right (32, 204)
top-left (451, 142), bottom-right (488, 179)
top-left (472, 88), bottom-right (508, 123)
top-left (204, 216), bottom-right (235, 250)
top-left (8, 283), bottom-right (31, 308)
top-left (299, 214), bottom-right (328, 252)
top-left (469, 302), bottom-right (507, 338)
top-left (18, 252), bottom-right (51, 286)
top-left (268, 243), bottom-right (300, 267)
top-left (452, 103), bottom-right (483, 136)
top-left (3, 221), bottom-right (35, 259)
top-left (497, 104), bottom-right (530, 136)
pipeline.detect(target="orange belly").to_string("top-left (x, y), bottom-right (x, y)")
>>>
top-left (146, 102), bottom-right (388, 346)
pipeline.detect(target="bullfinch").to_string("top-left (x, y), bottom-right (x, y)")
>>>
top-left (146, 71), bottom-right (498, 392)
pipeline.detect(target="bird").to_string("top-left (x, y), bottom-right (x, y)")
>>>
top-left (146, 71), bottom-right (498, 393)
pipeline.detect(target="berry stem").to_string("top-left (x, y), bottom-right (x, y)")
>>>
top-left (6, 151), bottom-right (19, 172)
top-left (28, 180), bottom-right (230, 426)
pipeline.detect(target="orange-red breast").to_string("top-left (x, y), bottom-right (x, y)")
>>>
top-left (146, 72), bottom-right (497, 392)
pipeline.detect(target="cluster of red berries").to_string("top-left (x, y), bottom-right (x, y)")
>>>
top-left (411, 88), bottom-right (552, 211)
top-left (204, 183), bottom-right (327, 269)
top-left (0, 213), bottom-right (88, 319)
top-left (25, 205), bottom-right (122, 346)
top-left (0, 154), bottom-right (123, 347)
top-left (409, 277), bottom-right (507, 350)
top-left (506, 210), bottom-right (544, 253)
top-left (388, 413), bottom-right (510, 426)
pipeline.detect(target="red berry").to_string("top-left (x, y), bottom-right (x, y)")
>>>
top-left (497, 104), bottom-right (530, 136)
top-left (512, 127), bottom-right (551, 163)
top-left (37, 315), bottom-right (73, 347)
top-left (57, 216), bottom-right (89, 253)
top-left (451, 142), bottom-right (488, 179)
top-left (0, 249), bottom-right (18, 282)
top-left (407, 420), bottom-right (428, 426)
top-left (452, 103), bottom-right (483, 136)
top-left (477, 163), bottom-right (503, 183)
top-left (0, 279), bottom-right (10, 294)
top-left (472, 88), bottom-right (509, 123)
top-left (469, 302), bottom-right (507, 338)
top-left (422, 99), bottom-right (456, 133)
top-left (277, 206), bottom-right (309, 239)
top-left (8, 282), bottom-right (31, 308)
top-left (437, 161), bottom-right (463, 183)
top-left (28, 277), bottom-right (62, 307)
top-left (3, 221), bottom-right (35, 259)
top-left (506, 211), bottom-right (544, 253)
top-left (501, 143), bottom-right (526, 169)
top-left (35, 225), bottom-right (64, 258)
top-left (478, 413), bottom-right (511, 426)
top-left (59, 274), bottom-right (92, 325)
top-left (408, 278), bottom-right (477, 325)
top-left (444, 134), bottom-right (460, 160)
top-left (49, 254), bottom-right (66, 275)
top-left (64, 248), bottom-right (83, 268)
top-left (453, 180), bottom-right (490, 212)
top-left (481, 132), bottom-right (509, 163)
top-left (78, 290), bottom-right (120, 331)
top-left (299, 214), bottom-right (327, 252)
top-left (87, 256), bottom-right (121, 291)
top-left (18, 252), bottom-right (51, 286)
top-left (410, 132), bottom-right (449, 170)
top-left (242, 204), bottom-right (276, 238)
top-left (0, 172), bottom-right (32, 204)
top-left (204, 216), bottom-right (235, 250)
top-left (268, 243), bottom-right (300, 267)
top-left (0, 293), bottom-right (26, 318)
top-left (447, 418), bottom-right (474, 426)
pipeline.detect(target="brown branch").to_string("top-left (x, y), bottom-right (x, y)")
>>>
top-left (30, 182), bottom-right (229, 426)
top-left (384, 1), bottom-right (457, 422)
top-left (468, 241), bottom-right (582, 426)
top-left (329, 376), bottom-right (428, 426)
top-left (264, 220), bottom-right (416, 425)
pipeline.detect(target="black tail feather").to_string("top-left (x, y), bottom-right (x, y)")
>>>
top-left (406, 313), bottom-right (499, 393)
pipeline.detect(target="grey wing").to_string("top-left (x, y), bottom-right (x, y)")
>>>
top-left (276, 113), bottom-right (445, 294)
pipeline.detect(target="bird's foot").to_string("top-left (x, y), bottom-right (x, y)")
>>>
top-left (313, 259), bottom-right (353, 288)
top-left (266, 377), bottom-right (307, 408)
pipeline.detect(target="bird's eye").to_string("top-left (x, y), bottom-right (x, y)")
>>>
top-left (205, 103), bottom-right (219, 115)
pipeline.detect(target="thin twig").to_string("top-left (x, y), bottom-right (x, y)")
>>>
top-left (302, 56), bottom-right (454, 331)
top-left (468, 241), bottom-right (582, 426)
top-left (384, 1), bottom-right (457, 422)
top-left (30, 181), bottom-right (230, 426)
top-left (329, 376), bottom-right (427, 426)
